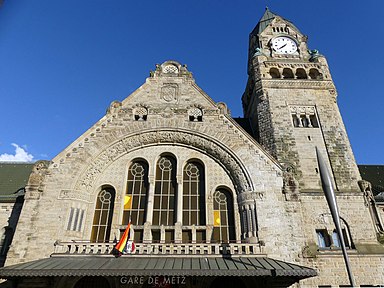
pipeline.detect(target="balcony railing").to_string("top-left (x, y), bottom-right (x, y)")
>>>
top-left (53, 241), bottom-right (263, 257)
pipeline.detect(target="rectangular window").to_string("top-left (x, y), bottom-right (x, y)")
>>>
top-left (316, 229), bottom-right (331, 248)
top-left (290, 106), bottom-right (319, 128)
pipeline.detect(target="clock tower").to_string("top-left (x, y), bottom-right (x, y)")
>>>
top-left (242, 8), bottom-right (361, 192)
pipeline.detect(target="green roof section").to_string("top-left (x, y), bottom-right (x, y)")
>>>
top-left (358, 165), bottom-right (384, 195)
top-left (0, 163), bottom-right (34, 196)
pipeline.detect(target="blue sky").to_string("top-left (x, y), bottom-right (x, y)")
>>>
top-left (0, 1), bottom-right (383, 164)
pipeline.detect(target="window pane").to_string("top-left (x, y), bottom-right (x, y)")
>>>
top-left (165, 230), bottom-right (174, 242)
top-left (134, 230), bottom-right (143, 243)
top-left (152, 230), bottom-right (160, 242)
top-left (212, 228), bottom-right (220, 242)
top-left (169, 196), bottom-right (175, 209)
top-left (196, 230), bottom-right (206, 243)
top-left (182, 231), bottom-right (192, 243)
top-left (162, 196), bottom-right (168, 208)
top-left (191, 212), bottom-right (197, 225)
top-left (154, 196), bottom-right (160, 209)
top-left (92, 210), bottom-right (101, 225)
top-left (122, 211), bottom-right (129, 225)
top-left (153, 211), bottom-right (159, 225)
top-left (161, 211), bottom-right (168, 225)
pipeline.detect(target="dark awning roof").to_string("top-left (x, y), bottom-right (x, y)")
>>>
top-left (0, 256), bottom-right (317, 279)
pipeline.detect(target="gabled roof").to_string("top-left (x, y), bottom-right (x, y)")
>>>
top-left (0, 163), bottom-right (34, 197)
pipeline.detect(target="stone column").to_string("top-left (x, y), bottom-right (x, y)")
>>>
top-left (176, 176), bottom-right (183, 223)
top-left (238, 191), bottom-right (260, 243)
top-left (175, 176), bottom-right (183, 243)
top-left (144, 176), bottom-right (155, 243)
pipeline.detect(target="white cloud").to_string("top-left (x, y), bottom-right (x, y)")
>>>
top-left (0, 143), bottom-right (34, 163)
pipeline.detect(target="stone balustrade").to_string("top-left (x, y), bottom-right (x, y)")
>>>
top-left (53, 241), bottom-right (263, 256)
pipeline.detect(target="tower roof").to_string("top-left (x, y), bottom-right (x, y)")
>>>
top-left (251, 7), bottom-right (298, 37)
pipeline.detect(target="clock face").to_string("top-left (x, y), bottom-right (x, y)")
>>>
top-left (272, 37), bottom-right (297, 54)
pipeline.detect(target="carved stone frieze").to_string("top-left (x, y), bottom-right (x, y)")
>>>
top-left (59, 190), bottom-right (92, 202)
top-left (75, 130), bottom-right (252, 194)
top-left (263, 61), bottom-right (321, 69)
top-left (254, 79), bottom-right (335, 91)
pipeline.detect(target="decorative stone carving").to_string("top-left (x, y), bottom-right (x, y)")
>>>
top-left (107, 101), bottom-right (122, 114)
top-left (25, 160), bottom-right (50, 199)
top-left (59, 190), bottom-right (92, 202)
top-left (161, 83), bottom-right (178, 103)
top-left (216, 102), bottom-right (229, 115)
top-left (75, 130), bottom-right (253, 195)
top-left (358, 180), bottom-right (384, 235)
top-left (282, 163), bottom-right (300, 201)
top-left (237, 191), bottom-right (264, 205)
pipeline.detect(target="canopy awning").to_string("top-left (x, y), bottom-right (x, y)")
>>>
top-left (0, 256), bottom-right (317, 279)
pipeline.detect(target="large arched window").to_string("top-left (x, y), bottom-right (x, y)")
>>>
top-left (182, 162), bottom-right (205, 226)
top-left (123, 161), bottom-right (149, 227)
top-left (212, 189), bottom-right (236, 243)
top-left (91, 187), bottom-right (115, 242)
top-left (153, 155), bottom-right (177, 226)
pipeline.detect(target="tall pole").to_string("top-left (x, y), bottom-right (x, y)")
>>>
top-left (316, 147), bottom-right (356, 287)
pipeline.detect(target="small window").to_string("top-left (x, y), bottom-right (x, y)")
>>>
top-left (310, 115), bottom-right (319, 127)
top-left (188, 108), bottom-right (203, 122)
top-left (316, 229), bottom-right (331, 248)
top-left (133, 106), bottom-right (148, 121)
top-left (309, 68), bottom-right (321, 80)
top-left (269, 68), bottom-right (280, 79)
top-left (332, 231), bottom-right (341, 248)
top-left (290, 106), bottom-right (319, 129)
top-left (292, 115), bottom-right (300, 127)
top-left (295, 68), bottom-right (307, 79)
top-left (282, 68), bottom-right (294, 79)
top-left (300, 115), bottom-right (309, 127)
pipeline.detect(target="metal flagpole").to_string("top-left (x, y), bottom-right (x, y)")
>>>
top-left (315, 147), bottom-right (356, 287)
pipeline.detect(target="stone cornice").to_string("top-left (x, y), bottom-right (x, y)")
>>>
top-left (255, 79), bottom-right (335, 90)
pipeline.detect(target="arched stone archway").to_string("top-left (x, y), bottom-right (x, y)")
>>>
top-left (75, 129), bottom-right (254, 195)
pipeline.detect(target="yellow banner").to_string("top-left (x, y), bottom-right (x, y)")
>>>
top-left (124, 195), bottom-right (132, 210)
top-left (214, 210), bottom-right (220, 226)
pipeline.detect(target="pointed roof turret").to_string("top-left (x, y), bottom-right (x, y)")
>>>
top-left (250, 7), bottom-right (299, 37)
top-left (251, 7), bottom-right (277, 36)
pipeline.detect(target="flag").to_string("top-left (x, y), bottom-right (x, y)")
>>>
top-left (213, 210), bottom-right (221, 226)
top-left (113, 220), bottom-right (135, 257)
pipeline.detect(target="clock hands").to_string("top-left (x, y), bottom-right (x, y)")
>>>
top-left (278, 43), bottom-right (287, 50)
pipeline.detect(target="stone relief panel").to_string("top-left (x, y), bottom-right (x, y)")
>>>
top-left (161, 83), bottom-right (179, 103)
top-left (74, 130), bottom-right (253, 195)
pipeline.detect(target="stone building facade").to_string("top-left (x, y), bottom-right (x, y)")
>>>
top-left (0, 8), bottom-right (383, 288)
